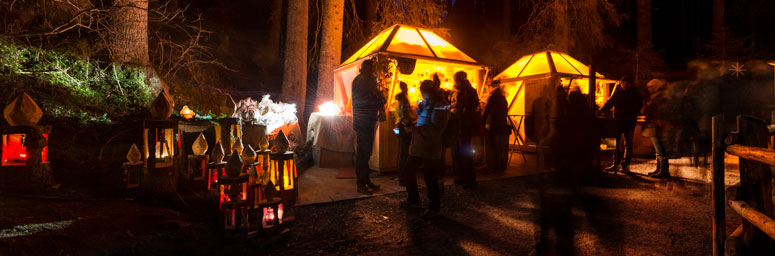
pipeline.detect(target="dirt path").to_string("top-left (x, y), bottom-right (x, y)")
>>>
top-left (265, 173), bottom-right (742, 256)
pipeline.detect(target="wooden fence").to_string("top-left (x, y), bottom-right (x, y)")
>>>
top-left (712, 114), bottom-right (775, 256)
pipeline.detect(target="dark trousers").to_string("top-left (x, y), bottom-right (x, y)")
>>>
top-left (614, 119), bottom-right (636, 167)
top-left (397, 125), bottom-right (411, 184)
top-left (486, 132), bottom-right (508, 172)
top-left (403, 156), bottom-right (442, 211)
top-left (354, 122), bottom-right (376, 186)
top-left (453, 125), bottom-right (476, 186)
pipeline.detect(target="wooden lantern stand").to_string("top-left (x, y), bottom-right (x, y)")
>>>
top-left (143, 119), bottom-right (180, 196)
top-left (0, 125), bottom-right (54, 190)
top-left (268, 151), bottom-right (298, 206)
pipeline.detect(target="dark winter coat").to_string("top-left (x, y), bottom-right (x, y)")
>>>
top-left (351, 72), bottom-right (385, 126)
top-left (600, 84), bottom-right (643, 121)
top-left (482, 87), bottom-right (509, 135)
top-left (409, 98), bottom-right (450, 159)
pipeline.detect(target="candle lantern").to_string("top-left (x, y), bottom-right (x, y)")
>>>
top-left (0, 93), bottom-right (54, 188)
top-left (179, 105), bottom-right (195, 119)
top-left (143, 90), bottom-right (180, 194)
top-left (268, 151), bottom-right (298, 205)
top-left (216, 117), bottom-right (242, 156)
top-left (218, 151), bottom-right (250, 237)
top-left (258, 198), bottom-right (284, 231)
top-left (187, 133), bottom-right (209, 181)
top-left (207, 141), bottom-right (226, 191)
top-left (122, 144), bottom-right (143, 188)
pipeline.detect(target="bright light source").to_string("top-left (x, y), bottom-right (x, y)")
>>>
top-left (768, 61), bottom-right (775, 66)
top-left (180, 105), bottom-right (195, 119)
top-left (318, 101), bottom-right (341, 116)
top-left (408, 87), bottom-right (416, 93)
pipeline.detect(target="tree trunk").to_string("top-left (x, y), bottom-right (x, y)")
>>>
top-left (282, 0), bottom-right (309, 117)
top-left (636, 0), bottom-right (652, 51)
top-left (316, 0), bottom-right (344, 106)
top-left (364, 0), bottom-right (378, 36)
top-left (712, 0), bottom-right (724, 42)
top-left (109, 0), bottom-right (150, 66)
top-left (268, 0), bottom-right (284, 64)
top-left (502, 0), bottom-right (510, 38)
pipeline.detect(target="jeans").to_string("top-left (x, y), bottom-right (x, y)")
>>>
top-left (486, 132), bottom-right (508, 172)
top-left (403, 156), bottom-right (442, 211)
top-left (354, 121), bottom-right (376, 186)
top-left (453, 124), bottom-right (476, 186)
top-left (614, 119), bottom-right (636, 167)
top-left (397, 124), bottom-right (411, 184)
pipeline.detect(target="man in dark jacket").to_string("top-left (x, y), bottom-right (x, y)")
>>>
top-left (599, 76), bottom-right (642, 172)
top-left (450, 71), bottom-right (480, 188)
top-left (351, 59), bottom-right (386, 194)
top-left (482, 80), bottom-right (509, 173)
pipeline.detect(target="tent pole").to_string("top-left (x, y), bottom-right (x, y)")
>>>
top-left (589, 65), bottom-right (597, 112)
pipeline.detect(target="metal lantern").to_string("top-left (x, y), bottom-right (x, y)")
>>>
top-left (268, 151), bottom-right (297, 205)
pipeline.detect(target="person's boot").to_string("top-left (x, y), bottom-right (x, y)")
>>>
top-left (647, 155), bottom-right (662, 176)
top-left (604, 164), bottom-right (619, 173)
top-left (656, 157), bottom-right (671, 178)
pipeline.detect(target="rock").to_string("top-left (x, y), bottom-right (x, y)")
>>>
top-left (3, 92), bottom-right (43, 126)
top-left (192, 133), bottom-right (208, 156)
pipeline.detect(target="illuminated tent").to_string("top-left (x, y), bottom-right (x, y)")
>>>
top-left (333, 24), bottom-right (489, 171)
top-left (494, 50), bottom-right (618, 144)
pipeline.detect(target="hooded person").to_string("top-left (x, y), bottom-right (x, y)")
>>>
top-left (599, 76), bottom-right (642, 173)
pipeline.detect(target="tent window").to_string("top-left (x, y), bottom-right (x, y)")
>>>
top-left (551, 52), bottom-right (582, 75)
top-left (519, 53), bottom-right (549, 77)
top-left (386, 27), bottom-right (434, 57)
top-left (418, 30), bottom-right (476, 63)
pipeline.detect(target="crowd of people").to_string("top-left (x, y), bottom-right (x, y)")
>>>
top-left (351, 59), bottom-right (511, 217)
top-left (350, 57), bottom-right (702, 218)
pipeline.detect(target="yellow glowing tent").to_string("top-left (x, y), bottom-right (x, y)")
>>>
top-left (494, 50), bottom-right (618, 144)
top-left (333, 24), bottom-right (489, 171)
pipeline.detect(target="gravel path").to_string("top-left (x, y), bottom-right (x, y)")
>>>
top-left (265, 172), bottom-right (742, 256)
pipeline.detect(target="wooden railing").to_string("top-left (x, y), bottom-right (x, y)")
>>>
top-left (712, 114), bottom-right (775, 256)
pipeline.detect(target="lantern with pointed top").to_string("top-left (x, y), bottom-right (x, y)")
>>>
top-left (126, 144), bottom-right (142, 164)
top-left (150, 90), bottom-right (174, 120)
top-left (243, 145), bottom-right (257, 165)
top-left (258, 136), bottom-right (270, 151)
top-left (218, 148), bottom-right (249, 237)
top-left (3, 92), bottom-right (43, 127)
top-left (232, 137), bottom-right (244, 156)
top-left (143, 92), bottom-right (180, 195)
top-left (192, 133), bottom-right (208, 156)
top-left (211, 141), bottom-right (225, 163)
top-left (273, 130), bottom-right (290, 153)
top-left (1, 93), bottom-right (54, 188)
top-left (267, 151), bottom-right (297, 205)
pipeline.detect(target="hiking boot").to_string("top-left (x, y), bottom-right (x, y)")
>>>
top-left (420, 209), bottom-right (441, 219)
top-left (357, 185), bottom-right (373, 195)
top-left (366, 182), bottom-right (381, 191)
top-left (399, 200), bottom-right (421, 209)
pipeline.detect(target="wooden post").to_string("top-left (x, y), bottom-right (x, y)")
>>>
top-left (729, 200), bottom-right (775, 240)
top-left (712, 115), bottom-right (725, 256)
top-left (770, 111), bottom-right (774, 149)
